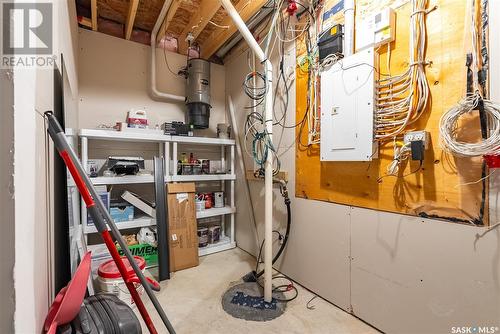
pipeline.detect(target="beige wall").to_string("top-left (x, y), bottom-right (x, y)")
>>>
top-left (12, 1), bottom-right (80, 332)
top-left (0, 69), bottom-right (15, 333)
top-left (78, 29), bottom-right (226, 135)
top-left (226, 41), bottom-right (500, 333)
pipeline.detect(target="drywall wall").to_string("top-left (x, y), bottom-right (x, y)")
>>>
top-left (78, 28), bottom-right (226, 134)
top-left (0, 69), bottom-right (15, 333)
top-left (350, 208), bottom-right (499, 333)
top-left (12, 1), bottom-right (80, 332)
top-left (225, 30), bottom-right (500, 334)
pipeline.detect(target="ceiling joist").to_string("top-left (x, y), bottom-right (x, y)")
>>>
top-left (177, 0), bottom-right (221, 54)
top-left (156, 0), bottom-right (183, 43)
top-left (79, 16), bottom-right (93, 28)
top-left (91, 0), bottom-right (98, 31)
top-left (200, 0), bottom-right (268, 59)
top-left (125, 0), bottom-right (140, 40)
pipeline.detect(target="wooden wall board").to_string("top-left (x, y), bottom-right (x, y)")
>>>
top-left (295, 0), bottom-right (489, 225)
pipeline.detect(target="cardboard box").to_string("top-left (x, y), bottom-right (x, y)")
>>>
top-left (87, 189), bottom-right (110, 226)
top-left (166, 183), bottom-right (199, 271)
top-left (110, 204), bottom-right (134, 222)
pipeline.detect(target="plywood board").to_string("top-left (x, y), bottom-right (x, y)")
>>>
top-left (295, 0), bottom-right (488, 224)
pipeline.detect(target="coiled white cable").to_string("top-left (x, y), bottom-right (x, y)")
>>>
top-left (439, 94), bottom-right (500, 157)
top-left (439, 0), bottom-right (500, 157)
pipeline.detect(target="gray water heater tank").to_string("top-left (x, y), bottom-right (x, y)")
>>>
top-left (185, 58), bottom-right (211, 129)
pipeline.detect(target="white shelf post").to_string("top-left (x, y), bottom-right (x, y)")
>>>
top-left (163, 142), bottom-right (170, 179)
top-left (220, 145), bottom-right (226, 237)
top-left (81, 136), bottom-right (88, 242)
top-left (230, 145), bottom-right (235, 244)
top-left (172, 142), bottom-right (178, 177)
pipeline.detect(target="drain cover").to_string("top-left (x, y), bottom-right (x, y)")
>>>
top-left (221, 282), bottom-right (286, 321)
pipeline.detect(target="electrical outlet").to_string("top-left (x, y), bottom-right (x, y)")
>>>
top-left (404, 131), bottom-right (429, 149)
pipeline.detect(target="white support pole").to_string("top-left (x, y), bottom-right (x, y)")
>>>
top-left (219, 0), bottom-right (274, 302)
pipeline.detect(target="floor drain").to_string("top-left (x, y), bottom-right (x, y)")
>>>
top-left (221, 282), bottom-right (286, 321)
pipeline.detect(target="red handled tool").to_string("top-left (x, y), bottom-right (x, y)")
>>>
top-left (44, 111), bottom-right (175, 334)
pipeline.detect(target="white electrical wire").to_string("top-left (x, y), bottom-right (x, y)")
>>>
top-left (439, 0), bottom-right (500, 157)
top-left (440, 94), bottom-right (500, 156)
top-left (387, 141), bottom-right (412, 176)
top-left (375, 0), bottom-right (433, 141)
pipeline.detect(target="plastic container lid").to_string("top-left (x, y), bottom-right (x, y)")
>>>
top-left (98, 256), bottom-right (146, 279)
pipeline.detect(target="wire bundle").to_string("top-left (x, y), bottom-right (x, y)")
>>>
top-left (244, 111), bottom-right (281, 175)
top-left (243, 71), bottom-right (268, 108)
top-left (387, 142), bottom-right (412, 176)
top-left (439, 0), bottom-right (500, 157)
top-left (440, 94), bottom-right (500, 157)
top-left (375, 0), bottom-right (432, 141)
top-left (242, 0), bottom-right (319, 166)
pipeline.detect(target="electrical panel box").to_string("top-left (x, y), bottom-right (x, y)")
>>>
top-left (355, 8), bottom-right (396, 52)
top-left (320, 47), bottom-right (377, 161)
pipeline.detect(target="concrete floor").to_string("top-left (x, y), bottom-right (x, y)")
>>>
top-left (141, 248), bottom-right (379, 334)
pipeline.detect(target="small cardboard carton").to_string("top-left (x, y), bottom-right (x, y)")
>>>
top-left (166, 183), bottom-right (199, 271)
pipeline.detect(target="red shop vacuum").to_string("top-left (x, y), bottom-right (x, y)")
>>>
top-left (44, 111), bottom-right (175, 334)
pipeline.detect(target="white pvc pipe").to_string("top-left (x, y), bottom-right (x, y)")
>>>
top-left (344, 0), bottom-right (355, 56)
top-left (219, 0), bottom-right (274, 302)
top-left (227, 95), bottom-right (259, 247)
top-left (150, 0), bottom-right (185, 103)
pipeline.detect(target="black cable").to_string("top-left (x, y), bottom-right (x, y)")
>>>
top-left (306, 295), bottom-right (318, 310)
top-left (255, 198), bottom-right (291, 279)
top-left (243, 184), bottom-right (291, 286)
top-left (254, 273), bottom-right (299, 303)
top-left (377, 160), bottom-right (423, 183)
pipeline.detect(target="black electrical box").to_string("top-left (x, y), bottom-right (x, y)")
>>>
top-left (162, 121), bottom-right (192, 136)
top-left (318, 24), bottom-right (343, 62)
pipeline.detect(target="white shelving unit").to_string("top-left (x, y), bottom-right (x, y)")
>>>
top-left (77, 128), bottom-right (237, 257)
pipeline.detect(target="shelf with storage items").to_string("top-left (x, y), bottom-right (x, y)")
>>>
top-left (76, 128), bottom-right (237, 257)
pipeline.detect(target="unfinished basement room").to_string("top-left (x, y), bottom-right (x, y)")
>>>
top-left (1, 0), bottom-right (499, 333)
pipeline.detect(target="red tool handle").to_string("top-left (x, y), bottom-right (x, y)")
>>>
top-left (129, 276), bottom-right (161, 292)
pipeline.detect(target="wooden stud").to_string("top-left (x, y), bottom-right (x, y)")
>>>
top-left (125, 0), bottom-right (140, 40)
top-left (78, 17), bottom-right (92, 28)
top-left (156, 0), bottom-right (183, 43)
top-left (91, 0), bottom-right (98, 31)
top-left (200, 0), bottom-right (267, 59)
top-left (177, 0), bottom-right (221, 54)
